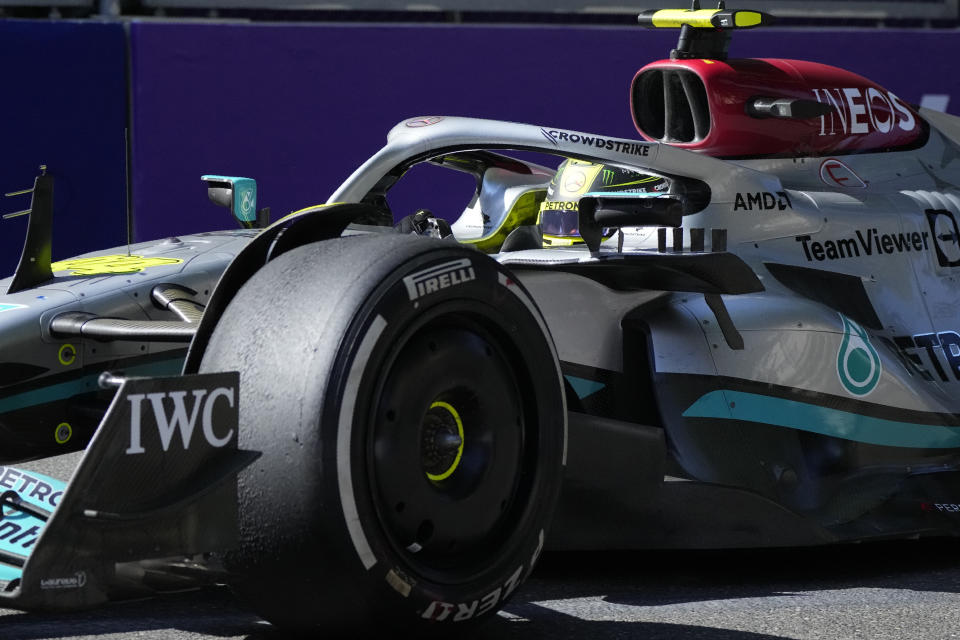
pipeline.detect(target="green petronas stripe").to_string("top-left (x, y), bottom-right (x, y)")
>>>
top-left (683, 390), bottom-right (960, 449)
top-left (0, 358), bottom-right (184, 415)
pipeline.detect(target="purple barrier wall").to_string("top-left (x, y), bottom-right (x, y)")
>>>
top-left (0, 20), bottom-right (127, 277)
top-left (128, 23), bottom-right (960, 240)
top-left (128, 23), bottom-right (666, 239)
top-left (1, 20), bottom-right (957, 270)
top-left (1, 20), bottom-right (954, 276)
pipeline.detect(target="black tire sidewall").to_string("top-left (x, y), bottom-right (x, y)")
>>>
top-left (201, 234), bottom-right (565, 631)
top-left (323, 241), bottom-right (564, 626)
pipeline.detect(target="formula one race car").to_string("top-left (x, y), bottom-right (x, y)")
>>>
top-left (4, 4), bottom-right (960, 632)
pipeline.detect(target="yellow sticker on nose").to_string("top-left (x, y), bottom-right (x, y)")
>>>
top-left (51, 255), bottom-right (183, 276)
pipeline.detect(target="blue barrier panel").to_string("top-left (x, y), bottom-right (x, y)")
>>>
top-left (0, 20), bottom-right (127, 277)
top-left (1, 21), bottom-right (956, 267)
top-left (128, 22), bottom-right (960, 238)
top-left (128, 23), bottom-right (684, 238)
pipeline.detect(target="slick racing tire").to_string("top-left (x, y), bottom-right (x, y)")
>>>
top-left (199, 234), bottom-right (566, 633)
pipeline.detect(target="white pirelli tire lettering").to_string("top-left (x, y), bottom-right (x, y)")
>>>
top-left (421, 561), bottom-right (528, 622)
top-left (420, 527), bottom-right (542, 622)
top-left (402, 258), bottom-right (476, 301)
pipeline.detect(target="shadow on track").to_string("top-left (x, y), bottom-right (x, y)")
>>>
top-left (474, 537), bottom-right (960, 639)
top-left (0, 589), bottom-right (262, 639)
top-left (2, 538), bottom-right (958, 639)
top-left (527, 537), bottom-right (960, 607)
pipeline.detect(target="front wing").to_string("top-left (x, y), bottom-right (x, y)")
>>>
top-left (0, 372), bottom-right (257, 610)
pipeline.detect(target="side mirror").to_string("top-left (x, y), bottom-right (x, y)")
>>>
top-left (201, 175), bottom-right (268, 229)
top-left (578, 194), bottom-right (683, 254)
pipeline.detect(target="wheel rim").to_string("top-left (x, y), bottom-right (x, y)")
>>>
top-left (368, 313), bottom-right (535, 580)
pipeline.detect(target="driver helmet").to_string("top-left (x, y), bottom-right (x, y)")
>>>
top-left (538, 159), bottom-right (667, 247)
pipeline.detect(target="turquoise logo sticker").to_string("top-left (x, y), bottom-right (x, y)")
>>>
top-left (837, 314), bottom-right (882, 397)
top-left (0, 303), bottom-right (26, 313)
top-left (564, 375), bottom-right (606, 400)
top-left (231, 177), bottom-right (257, 223)
top-left (0, 465), bottom-right (66, 584)
top-left (237, 184), bottom-right (256, 222)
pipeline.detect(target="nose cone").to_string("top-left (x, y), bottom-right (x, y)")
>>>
top-left (0, 286), bottom-right (76, 344)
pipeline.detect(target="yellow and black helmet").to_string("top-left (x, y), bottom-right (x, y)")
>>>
top-left (538, 159), bottom-right (666, 246)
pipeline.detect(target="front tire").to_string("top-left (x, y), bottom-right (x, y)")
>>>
top-left (199, 234), bottom-right (565, 632)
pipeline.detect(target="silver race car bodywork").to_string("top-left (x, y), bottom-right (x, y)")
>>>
top-left (324, 114), bottom-right (960, 547)
top-left (3, 6), bottom-right (960, 631)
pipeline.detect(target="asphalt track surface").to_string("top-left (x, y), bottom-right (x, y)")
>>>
top-left (5, 458), bottom-right (960, 639)
top-left (3, 539), bottom-right (960, 639)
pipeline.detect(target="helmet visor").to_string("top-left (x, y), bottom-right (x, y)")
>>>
top-left (539, 200), bottom-right (580, 237)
